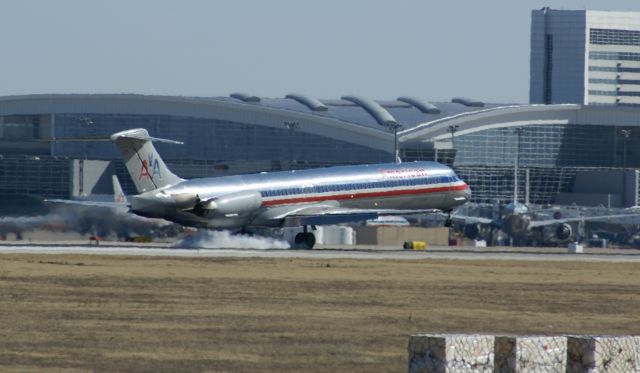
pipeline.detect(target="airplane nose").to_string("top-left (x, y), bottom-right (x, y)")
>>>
top-left (464, 183), bottom-right (472, 198)
top-left (451, 182), bottom-right (471, 207)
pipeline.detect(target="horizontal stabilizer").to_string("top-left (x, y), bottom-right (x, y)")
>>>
top-left (44, 198), bottom-right (129, 210)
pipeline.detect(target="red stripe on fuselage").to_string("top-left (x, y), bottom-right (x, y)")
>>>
top-left (261, 183), bottom-right (468, 206)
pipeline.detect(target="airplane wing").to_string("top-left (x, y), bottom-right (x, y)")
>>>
top-left (45, 174), bottom-right (131, 211)
top-left (44, 198), bottom-right (129, 211)
top-left (449, 214), bottom-right (494, 225)
top-left (267, 203), bottom-right (440, 226)
top-left (528, 213), bottom-right (640, 228)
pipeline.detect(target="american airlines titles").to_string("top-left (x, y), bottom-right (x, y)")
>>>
top-left (378, 167), bottom-right (429, 179)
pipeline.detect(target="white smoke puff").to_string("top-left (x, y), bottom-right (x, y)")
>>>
top-left (0, 215), bottom-right (46, 226)
top-left (0, 214), bottom-right (68, 231)
top-left (173, 230), bottom-right (290, 250)
top-left (0, 207), bottom-right (178, 239)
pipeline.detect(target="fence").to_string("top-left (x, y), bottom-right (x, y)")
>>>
top-left (408, 334), bottom-right (640, 372)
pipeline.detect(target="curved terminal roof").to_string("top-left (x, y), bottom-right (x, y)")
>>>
top-left (230, 92), bottom-right (260, 102)
top-left (451, 97), bottom-right (484, 107)
top-left (0, 93), bottom-right (562, 136)
top-left (398, 103), bottom-right (640, 144)
top-left (340, 95), bottom-right (397, 127)
top-left (2, 94), bottom-right (639, 153)
top-left (397, 96), bottom-right (441, 114)
top-left (285, 93), bottom-right (328, 111)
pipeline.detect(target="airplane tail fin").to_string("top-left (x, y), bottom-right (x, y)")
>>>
top-left (110, 129), bottom-right (184, 193)
top-left (112, 175), bottom-right (128, 205)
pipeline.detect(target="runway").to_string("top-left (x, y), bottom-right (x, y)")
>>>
top-left (1, 242), bottom-right (640, 262)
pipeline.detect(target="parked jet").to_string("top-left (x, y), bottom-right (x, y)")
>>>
top-left (107, 128), bottom-right (471, 248)
top-left (47, 175), bottom-right (129, 210)
top-left (45, 174), bottom-right (179, 239)
top-left (453, 202), bottom-right (640, 246)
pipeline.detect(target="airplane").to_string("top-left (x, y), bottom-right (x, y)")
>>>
top-left (45, 174), bottom-right (179, 239)
top-left (47, 175), bottom-right (129, 210)
top-left (112, 174), bottom-right (127, 205)
top-left (105, 128), bottom-right (471, 248)
top-left (452, 201), bottom-right (640, 246)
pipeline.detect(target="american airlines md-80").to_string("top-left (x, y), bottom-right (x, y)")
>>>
top-left (109, 128), bottom-right (470, 248)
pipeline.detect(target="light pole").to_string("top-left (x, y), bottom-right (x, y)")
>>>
top-left (284, 121), bottom-right (299, 169)
top-left (78, 116), bottom-right (93, 196)
top-left (78, 116), bottom-right (94, 160)
top-left (514, 127), bottom-right (525, 205)
top-left (447, 125), bottom-right (459, 165)
top-left (386, 122), bottom-right (403, 163)
top-left (621, 129), bottom-right (631, 170)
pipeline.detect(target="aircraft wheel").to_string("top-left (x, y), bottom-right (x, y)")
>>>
top-left (303, 232), bottom-right (316, 249)
top-left (294, 232), bottom-right (315, 249)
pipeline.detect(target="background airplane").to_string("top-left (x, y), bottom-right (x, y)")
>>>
top-left (452, 202), bottom-right (640, 246)
top-left (45, 175), bottom-right (179, 240)
top-left (47, 175), bottom-right (129, 210)
top-left (108, 128), bottom-right (471, 248)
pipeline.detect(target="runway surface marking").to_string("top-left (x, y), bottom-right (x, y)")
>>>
top-left (0, 244), bottom-right (639, 262)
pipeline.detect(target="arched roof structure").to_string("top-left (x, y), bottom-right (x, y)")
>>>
top-left (2, 94), bottom-right (640, 154)
top-left (400, 104), bottom-right (640, 144)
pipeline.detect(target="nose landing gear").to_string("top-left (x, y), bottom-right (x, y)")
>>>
top-left (444, 210), bottom-right (453, 227)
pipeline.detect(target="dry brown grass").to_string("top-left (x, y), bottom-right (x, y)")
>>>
top-left (0, 254), bottom-right (639, 372)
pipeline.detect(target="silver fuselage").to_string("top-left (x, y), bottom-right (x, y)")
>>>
top-left (131, 161), bottom-right (470, 228)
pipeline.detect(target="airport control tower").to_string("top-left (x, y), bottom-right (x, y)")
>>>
top-left (530, 8), bottom-right (640, 106)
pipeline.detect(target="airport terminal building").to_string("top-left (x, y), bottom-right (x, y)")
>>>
top-left (3, 8), bottom-right (640, 214)
top-left (531, 8), bottom-right (640, 106)
top-left (2, 93), bottom-right (640, 214)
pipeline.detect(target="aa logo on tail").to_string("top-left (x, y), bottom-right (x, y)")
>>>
top-left (139, 154), bottom-right (162, 180)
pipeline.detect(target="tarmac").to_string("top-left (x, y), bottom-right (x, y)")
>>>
top-left (1, 240), bottom-right (640, 262)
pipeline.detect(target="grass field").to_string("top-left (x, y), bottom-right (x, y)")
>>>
top-left (0, 253), bottom-right (639, 372)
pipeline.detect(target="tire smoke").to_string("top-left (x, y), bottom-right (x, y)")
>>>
top-left (0, 205), bottom-right (179, 240)
top-left (173, 230), bottom-right (290, 249)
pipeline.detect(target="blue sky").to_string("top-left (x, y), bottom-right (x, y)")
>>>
top-left (1, 0), bottom-right (638, 103)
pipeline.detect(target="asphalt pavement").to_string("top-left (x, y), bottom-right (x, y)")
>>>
top-left (0, 241), bottom-right (639, 262)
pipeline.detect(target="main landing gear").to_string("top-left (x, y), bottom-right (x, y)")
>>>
top-left (294, 225), bottom-right (316, 249)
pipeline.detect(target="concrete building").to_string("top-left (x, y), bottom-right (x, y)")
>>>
top-left (530, 8), bottom-right (640, 106)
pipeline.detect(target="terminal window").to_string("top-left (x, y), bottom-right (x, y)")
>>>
top-left (0, 115), bottom-right (39, 140)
